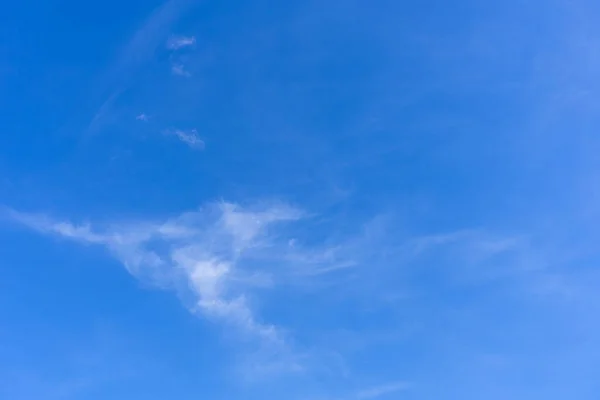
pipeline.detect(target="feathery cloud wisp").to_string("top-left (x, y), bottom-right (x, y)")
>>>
top-left (166, 35), bottom-right (196, 50)
top-left (7, 203), bottom-right (301, 343)
top-left (6, 200), bottom-right (388, 382)
top-left (164, 128), bottom-right (204, 149)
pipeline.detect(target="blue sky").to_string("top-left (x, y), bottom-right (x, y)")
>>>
top-left (2, 0), bottom-right (600, 398)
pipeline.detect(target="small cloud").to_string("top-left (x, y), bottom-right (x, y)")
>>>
top-left (164, 128), bottom-right (204, 150)
top-left (166, 35), bottom-right (196, 50)
top-left (171, 63), bottom-right (191, 77)
top-left (135, 113), bottom-right (149, 122)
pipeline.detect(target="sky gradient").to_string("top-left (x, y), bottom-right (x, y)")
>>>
top-left (2, 0), bottom-right (600, 399)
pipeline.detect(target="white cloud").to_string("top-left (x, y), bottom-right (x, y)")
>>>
top-left (166, 35), bottom-right (196, 50)
top-left (7, 202), bottom-right (570, 387)
top-left (5, 201), bottom-right (383, 380)
top-left (164, 128), bottom-right (204, 149)
top-left (136, 113), bottom-right (149, 122)
top-left (171, 63), bottom-right (191, 77)
top-left (5, 202), bottom-right (306, 344)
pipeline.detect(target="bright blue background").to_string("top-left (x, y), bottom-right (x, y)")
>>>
top-left (2, 0), bottom-right (600, 399)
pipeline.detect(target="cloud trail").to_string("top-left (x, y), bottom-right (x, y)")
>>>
top-left (164, 128), bottom-right (204, 149)
top-left (166, 35), bottom-right (196, 50)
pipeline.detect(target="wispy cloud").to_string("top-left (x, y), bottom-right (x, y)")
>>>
top-left (135, 113), bottom-right (149, 122)
top-left (355, 381), bottom-right (410, 399)
top-left (8, 203), bottom-right (293, 337)
top-left (5, 202), bottom-right (578, 390)
top-left (4, 201), bottom-right (386, 379)
top-left (5, 202), bottom-right (311, 350)
top-left (171, 63), bottom-right (191, 77)
top-left (164, 128), bottom-right (204, 149)
top-left (84, 0), bottom-right (195, 136)
top-left (166, 35), bottom-right (196, 50)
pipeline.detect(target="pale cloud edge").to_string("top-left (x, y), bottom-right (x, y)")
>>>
top-left (164, 128), bottom-right (204, 149)
top-left (166, 35), bottom-right (196, 50)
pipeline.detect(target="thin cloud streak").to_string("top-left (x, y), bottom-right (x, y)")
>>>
top-left (164, 128), bottom-right (204, 149)
top-left (85, 89), bottom-right (123, 136)
top-left (167, 35), bottom-right (196, 50)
